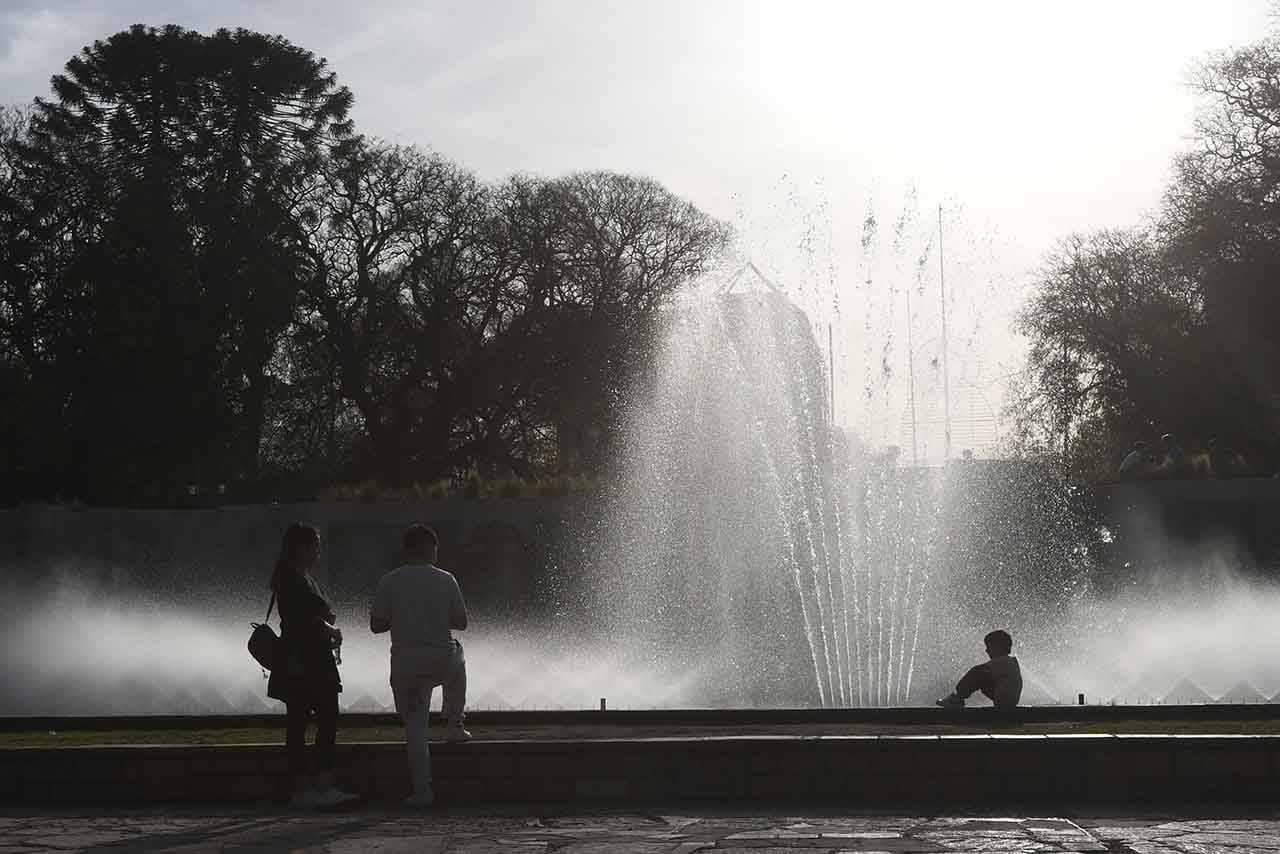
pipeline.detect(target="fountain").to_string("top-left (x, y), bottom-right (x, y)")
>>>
top-left (584, 271), bottom-right (1280, 708)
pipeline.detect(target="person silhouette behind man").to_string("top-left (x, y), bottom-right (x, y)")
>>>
top-left (371, 524), bottom-right (470, 807)
top-left (936, 629), bottom-right (1023, 710)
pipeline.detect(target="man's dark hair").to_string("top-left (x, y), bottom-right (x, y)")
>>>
top-left (984, 629), bottom-right (1013, 654)
top-left (403, 524), bottom-right (439, 554)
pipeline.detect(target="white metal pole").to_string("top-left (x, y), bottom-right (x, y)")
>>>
top-left (938, 204), bottom-right (952, 461)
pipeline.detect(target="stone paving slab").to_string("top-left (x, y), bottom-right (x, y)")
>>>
top-left (2, 807), bottom-right (1280, 853)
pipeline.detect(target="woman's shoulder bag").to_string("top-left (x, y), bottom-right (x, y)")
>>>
top-left (247, 592), bottom-right (279, 674)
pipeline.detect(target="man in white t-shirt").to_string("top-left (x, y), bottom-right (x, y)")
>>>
top-left (370, 524), bottom-right (470, 807)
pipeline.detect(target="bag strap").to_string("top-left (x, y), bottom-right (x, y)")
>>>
top-left (264, 591), bottom-right (276, 624)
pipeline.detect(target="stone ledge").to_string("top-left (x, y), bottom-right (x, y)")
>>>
top-left (8, 705), bottom-right (1280, 734)
top-left (3, 734), bottom-right (1279, 804)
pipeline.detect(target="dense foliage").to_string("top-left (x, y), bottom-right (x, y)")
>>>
top-left (1010, 28), bottom-right (1280, 480)
top-left (0, 25), bottom-right (729, 505)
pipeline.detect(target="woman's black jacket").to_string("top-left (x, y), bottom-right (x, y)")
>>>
top-left (266, 571), bottom-right (342, 703)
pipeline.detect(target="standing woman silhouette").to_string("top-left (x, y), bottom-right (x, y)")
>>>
top-left (268, 523), bottom-right (356, 809)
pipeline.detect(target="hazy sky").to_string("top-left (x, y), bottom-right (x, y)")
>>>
top-left (1, 1), bottom-right (1273, 448)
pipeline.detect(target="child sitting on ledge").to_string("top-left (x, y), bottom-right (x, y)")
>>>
top-left (937, 629), bottom-right (1023, 710)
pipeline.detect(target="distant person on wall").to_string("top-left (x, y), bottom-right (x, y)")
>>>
top-left (1211, 439), bottom-right (1251, 478)
top-left (1207, 437), bottom-right (1227, 478)
top-left (267, 523), bottom-right (357, 809)
top-left (1187, 438), bottom-right (1213, 479)
top-left (1118, 441), bottom-right (1148, 478)
top-left (1161, 433), bottom-right (1186, 477)
top-left (936, 629), bottom-right (1023, 710)
top-left (371, 524), bottom-right (471, 808)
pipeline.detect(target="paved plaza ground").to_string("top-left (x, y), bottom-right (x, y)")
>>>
top-left (2, 806), bottom-right (1279, 853)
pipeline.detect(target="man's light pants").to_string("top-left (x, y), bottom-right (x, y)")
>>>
top-left (391, 640), bottom-right (466, 799)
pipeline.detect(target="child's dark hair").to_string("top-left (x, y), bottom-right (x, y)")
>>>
top-left (984, 629), bottom-right (1013, 654)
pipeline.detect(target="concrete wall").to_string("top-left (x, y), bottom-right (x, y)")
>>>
top-left (3, 734), bottom-right (1277, 804)
top-left (0, 499), bottom-right (588, 610)
top-left (1096, 478), bottom-right (1280, 571)
top-left (5, 475), bottom-right (1280, 609)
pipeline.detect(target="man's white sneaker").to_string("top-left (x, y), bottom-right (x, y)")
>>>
top-left (444, 726), bottom-right (472, 743)
top-left (289, 788), bottom-right (322, 810)
top-left (402, 792), bottom-right (434, 808)
top-left (312, 786), bottom-right (359, 810)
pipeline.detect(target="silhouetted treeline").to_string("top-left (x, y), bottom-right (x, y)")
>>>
top-left (1009, 29), bottom-right (1280, 481)
top-left (0, 25), bottom-right (729, 505)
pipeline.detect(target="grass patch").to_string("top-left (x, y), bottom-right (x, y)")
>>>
top-left (0, 727), bottom-right (408, 747)
top-left (4, 717), bottom-right (1280, 748)
top-left (317, 473), bottom-right (596, 502)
